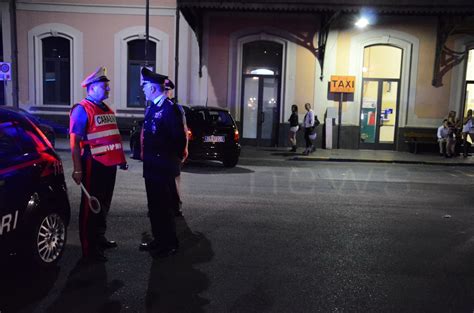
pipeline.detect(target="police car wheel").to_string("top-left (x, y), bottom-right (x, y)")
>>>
top-left (30, 212), bottom-right (67, 267)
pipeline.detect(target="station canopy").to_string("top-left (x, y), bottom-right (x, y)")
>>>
top-left (178, 0), bottom-right (474, 17)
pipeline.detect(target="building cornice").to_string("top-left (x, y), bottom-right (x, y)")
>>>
top-left (16, 2), bottom-right (176, 16)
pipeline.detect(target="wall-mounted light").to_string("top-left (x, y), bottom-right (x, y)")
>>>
top-left (355, 17), bottom-right (369, 28)
top-left (250, 68), bottom-right (274, 75)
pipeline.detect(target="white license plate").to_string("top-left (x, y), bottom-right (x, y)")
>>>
top-left (204, 135), bottom-right (225, 143)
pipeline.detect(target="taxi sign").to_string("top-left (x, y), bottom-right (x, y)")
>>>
top-left (0, 62), bottom-right (11, 81)
top-left (330, 75), bottom-right (355, 93)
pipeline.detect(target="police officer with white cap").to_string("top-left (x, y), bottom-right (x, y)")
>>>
top-left (139, 67), bottom-right (187, 257)
top-left (70, 66), bottom-right (127, 262)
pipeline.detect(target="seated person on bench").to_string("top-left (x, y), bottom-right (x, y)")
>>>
top-left (437, 119), bottom-right (452, 157)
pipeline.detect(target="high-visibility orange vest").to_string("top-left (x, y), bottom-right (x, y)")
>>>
top-left (73, 99), bottom-right (126, 166)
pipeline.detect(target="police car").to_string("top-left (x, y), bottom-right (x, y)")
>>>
top-left (1, 107), bottom-right (70, 148)
top-left (0, 108), bottom-right (70, 267)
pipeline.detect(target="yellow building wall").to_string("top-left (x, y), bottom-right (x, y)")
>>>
top-left (333, 16), bottom-right (452, 122)
top-left (405, 19), bottom-right (450, 119)
top-left (294, 45), bottom-right (316, 113)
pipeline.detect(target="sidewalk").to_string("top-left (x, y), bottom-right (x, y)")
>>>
top-left (240, 146), bottom-right (474, 166)
top-left (54, 138), bottom-right (474, 166)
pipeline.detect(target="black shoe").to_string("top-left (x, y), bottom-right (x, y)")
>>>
top-left (100, 240), bottom-right (118, 249)
top-left (290, 146), bottom-right (297, 152)
top-left (139, 240), bottom-right (160, 251)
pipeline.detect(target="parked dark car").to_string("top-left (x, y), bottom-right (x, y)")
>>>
top-left (184, 106), bottom-right (241, 167)
top-left (1, 107), bottom-right (69, 147)
top-left (129, 105), bottom-right (241, 167)
top-left (0, 108), bottom-right (71, 267)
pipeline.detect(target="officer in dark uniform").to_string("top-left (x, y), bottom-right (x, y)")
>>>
top-left (139, 67), bottom-right (187, 257)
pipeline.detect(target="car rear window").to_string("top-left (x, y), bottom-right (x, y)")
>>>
top-left (0, 119), bottom-right (49, 161)
top-left (190, 109), bottom-right (235, 127)
top-left (0, 122), bottom-right (24, 160)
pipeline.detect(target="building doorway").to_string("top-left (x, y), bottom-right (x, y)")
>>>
top-left (240, 40), bottom-right (282, 146)
top-left (359, 45), bottom-right (402, 149)
top-left (360, 79), bottom-right (400, 149)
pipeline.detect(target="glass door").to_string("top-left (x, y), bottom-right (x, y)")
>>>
top-left (359, 79), bottom-right (399, 149)
top-left (241, 75), bottom-right (280, 146)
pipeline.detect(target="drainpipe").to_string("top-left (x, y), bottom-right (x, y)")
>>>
top-left (174, 5), bottom-right (180, 100)
top-left (144, 0), bottom-right (149, 66)
top-left (10, 0), bottom-right (19, 108)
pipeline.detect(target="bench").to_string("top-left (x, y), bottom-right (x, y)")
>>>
top-left (404, 132), bottom-right (438, 154)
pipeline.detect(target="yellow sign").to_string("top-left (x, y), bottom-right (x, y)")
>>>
top-left (330, 75), bottom-right (355, 93)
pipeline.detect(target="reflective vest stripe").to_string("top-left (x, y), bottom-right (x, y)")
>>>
top-left (90, 143), bottom-right (123, 155)
top-left (86, 129), bottom-right (120, 140)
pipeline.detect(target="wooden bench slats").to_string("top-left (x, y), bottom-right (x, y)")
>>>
top-left (404, 132), bottom-right (437, 154)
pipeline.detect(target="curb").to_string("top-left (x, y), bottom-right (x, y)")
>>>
top-left (292, 156), bottom-right (474, 166)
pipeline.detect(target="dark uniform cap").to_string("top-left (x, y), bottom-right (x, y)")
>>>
top-left (164, 78), bottom-right (175, 90)
top-left (141, 67), bottom-right (167, 85)
top-left (81, 66), bottom-right (110, 88)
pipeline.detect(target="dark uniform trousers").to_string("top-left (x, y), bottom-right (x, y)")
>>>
top-left (80, 150), bottom-right (117, 257)
top-left (144, 175), bottom-right (179, 248)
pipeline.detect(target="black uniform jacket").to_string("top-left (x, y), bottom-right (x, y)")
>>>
top-left (143, 97), bottom-right (186, 179)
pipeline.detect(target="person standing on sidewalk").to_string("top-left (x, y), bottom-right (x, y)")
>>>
top-left (462, 109), bottom-right (473, 157)
top-left (69, 66), bottom-right (127, 262)
top-left (446, 110), bottom-right (460, 157)
top-left (288, 104), bottom-right (299, 152)
top-left (302, 103), bottom-right (316, 155)
top-left (139, 68), bottom-right (187, 257)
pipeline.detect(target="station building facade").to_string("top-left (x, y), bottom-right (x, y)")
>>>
top-left (1, 0), bottom-right (474, 151)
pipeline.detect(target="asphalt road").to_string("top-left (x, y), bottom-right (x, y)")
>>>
top-left (2, 152), bottom-right (474, 313)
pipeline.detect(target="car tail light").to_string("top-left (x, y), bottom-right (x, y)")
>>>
top-left (187, 129), bottom-right (194, 141)
top-left (234, 129), bottom-right (239, 141)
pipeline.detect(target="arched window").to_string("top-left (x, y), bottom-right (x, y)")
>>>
top-left (28, 23), bottom-right (83, 108)
top-left (42, 36), bottom-right (70, 105)
top-left (113, 26), bottom-right (169, 112)
top-left (242, 40), bottom-right (282, 76)
top-left (127, 39), bottom-right (156, 108)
